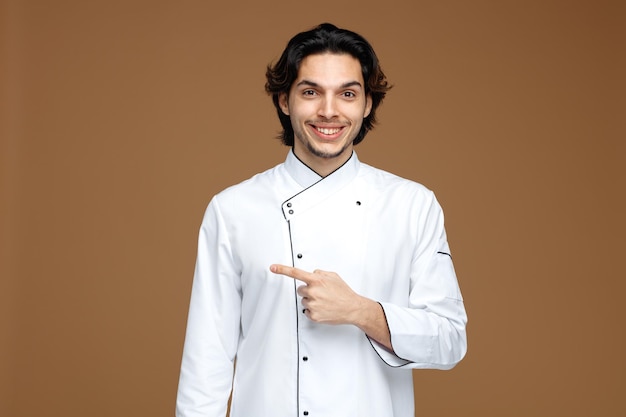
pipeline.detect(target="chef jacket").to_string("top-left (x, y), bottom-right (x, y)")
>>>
top-left (176, 150), bottom-right (467, 417)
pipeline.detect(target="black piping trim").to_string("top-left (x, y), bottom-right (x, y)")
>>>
top-left (281, 150), bottom-right (356, 414)
top-left (287, 219), bottom-right (301, 415)
top-left (366, 302), bottom-right (412, 368)
top-left (281, 151), bottom-right (356, 218)
top-left (291, 149), bottom-right (324, 178)
top-left (437, 251), bottom-right (452, 258)
top-left (281, 179), bottom-right (323, 220)
top-left (290, 148), bottom-right (354, 178)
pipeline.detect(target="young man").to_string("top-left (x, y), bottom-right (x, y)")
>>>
top-left (176, 23), bottom-right (467, 417)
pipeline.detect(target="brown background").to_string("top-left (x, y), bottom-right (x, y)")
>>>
top-left (2, 0), bottom-right (624, 416)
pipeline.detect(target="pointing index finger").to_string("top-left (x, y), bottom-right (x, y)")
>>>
top-left (270, 264), bottom-right (313, 284)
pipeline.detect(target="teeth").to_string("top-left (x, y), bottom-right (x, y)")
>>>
top-left (316, 127), bottom-right (341, 135)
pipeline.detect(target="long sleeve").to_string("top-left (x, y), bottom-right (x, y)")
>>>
top-left (176, 198), bottom-right (242, 417)
top-left (370, 192), bottom-right (467, 369)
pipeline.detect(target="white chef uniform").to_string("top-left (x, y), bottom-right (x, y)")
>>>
top-left (176, 150), bottom-right (467, 417)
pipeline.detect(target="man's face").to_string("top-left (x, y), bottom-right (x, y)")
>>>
top-left (279, 53), bottom-right (372, 176)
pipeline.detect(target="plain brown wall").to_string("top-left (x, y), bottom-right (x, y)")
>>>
top-left (2, 0), bottom-right (624, 416)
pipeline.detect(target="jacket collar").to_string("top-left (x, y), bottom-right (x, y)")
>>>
top-left (284, 149), bottom-right (360, 189)
top-left (282, 149), bottom-right (361, 220)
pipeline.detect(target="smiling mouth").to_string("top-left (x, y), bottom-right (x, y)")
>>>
top-left (314, 126), bottom-right (343, 135)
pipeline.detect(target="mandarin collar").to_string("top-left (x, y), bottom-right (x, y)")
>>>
top-left (284, 149), bottom-right (360, 189)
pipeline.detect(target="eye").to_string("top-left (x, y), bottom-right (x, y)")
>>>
top-left (302, 89), bottom-right (317, 96)
top-left (342, 91), bottom-right (356, 99)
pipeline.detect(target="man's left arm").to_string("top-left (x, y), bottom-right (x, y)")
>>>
top-left (372, 192), bottom-right (467, 369)
top-left (270, 192), bottom-right (467, 370)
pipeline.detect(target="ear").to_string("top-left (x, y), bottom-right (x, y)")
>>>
top-left (278, 93), bottom-right (290, 115)
top-left (364, 94), bottom-right (373, 118)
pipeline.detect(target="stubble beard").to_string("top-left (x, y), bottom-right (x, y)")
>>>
top-left (304, 138), bottom-right (353, 159)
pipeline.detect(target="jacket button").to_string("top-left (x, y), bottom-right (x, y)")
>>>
top-left (302, 356), bottom-right (308, 361)
top-left (289, 209), bottom-right (294, 214)
top-left (297, 253), bottom-right (303, 259)
top-left (287, 202), bottom-right (292, 207)
top-left (303, 412), bottom-right (309, 416)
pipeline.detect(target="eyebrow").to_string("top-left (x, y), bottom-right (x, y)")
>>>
top-left (296, 80), bottom-right (363, 89)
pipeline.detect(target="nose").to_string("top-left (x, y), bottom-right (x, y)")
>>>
top-left (317, 94), bottom-right (339, 119)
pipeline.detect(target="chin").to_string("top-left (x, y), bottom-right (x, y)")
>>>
top-left (311, 144), bottom-right (350, 159)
